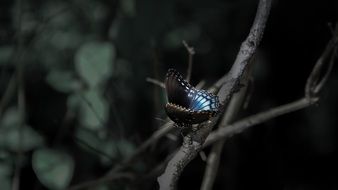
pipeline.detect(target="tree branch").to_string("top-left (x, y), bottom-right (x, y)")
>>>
top-left (211, 0), bottom-right (271, 96)
top-left (158, 0), bottom-right (272, 189)
top-left (158, 125), bottom-right (212, 190)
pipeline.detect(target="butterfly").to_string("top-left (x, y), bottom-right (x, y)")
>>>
top-left (164, 69), bottom-right (220, 127)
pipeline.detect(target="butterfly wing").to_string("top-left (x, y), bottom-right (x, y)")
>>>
top-left (189, 90), bottom-right (219, 112)
top-left (165, 69), bottom-right (194, 108)
top-left (165, 103), bottom-right (214, 125)
top-left (164, 69), bottom-right (220, 125)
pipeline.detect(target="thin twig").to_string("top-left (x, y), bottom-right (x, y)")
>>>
top-left (106, 121), bottom-right (173, 175)
top-left (146, 77), bottom-right (165, 88)
top-left (68, 122), bottom-right (174, 190)
top-left (242, 77), bottom-right (254, 109)
top-left (305, 24), bottom-right (338, 97)
top-left (328, 23), bottom-right (335, 35)
top-left (182, 40), bottom-right (195, 82)
top-left (150, 46), bottom-right (163, 128)
top-left (204, 97), bottom-right (318, 147)
top-left (79, 94), bottom-right (106, 126)
top-left (74, 136), bottom-right (114, 161)
top-left (12, 0), bottom-right (25, 189)
top-left (109, 95), bottom-right (126, 137)
top-left (158, 1), bottom-right (272, 189)
top-left (314, 47), bottom-right (336, 93)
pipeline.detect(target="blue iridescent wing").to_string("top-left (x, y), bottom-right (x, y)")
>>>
top-left (189, 90), bottom-right (219, 112)
top-left (164, 69), bottom-right (220, 125)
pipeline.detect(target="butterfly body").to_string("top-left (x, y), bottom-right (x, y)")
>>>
top-left (164, 69), bottom-right (220, 127)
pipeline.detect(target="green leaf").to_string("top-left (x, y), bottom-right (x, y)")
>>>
top-left (0, 108), bottom-right (44, 152)
top-left (75, 41), bottom-right (115, 87)
top-left (0, 125), bottom-right (44, 152)
top-left (32, 149), bottom-right (74, 190)
top-left (46, 70), bottom-right (82, 93)
top-left (79, 89), bottom-right (109, 130)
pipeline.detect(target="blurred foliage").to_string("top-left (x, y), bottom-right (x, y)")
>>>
top-left (0, 107), bottom-right (44, 152)
top-left (32, 148), bottom-right (74, 190)
top-left (0, 0), bottom-right (337, 189)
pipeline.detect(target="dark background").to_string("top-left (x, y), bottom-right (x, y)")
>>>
top-left (0, 0), bottom-right (337, 189)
